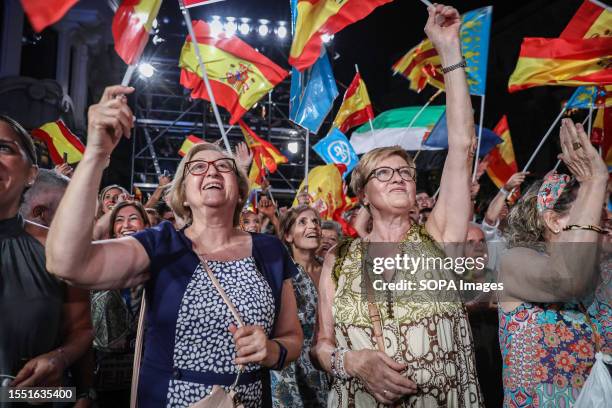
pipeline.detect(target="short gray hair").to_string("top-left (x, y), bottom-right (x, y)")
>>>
top-left (20, 169), bottom-right (69, 215)
top-left (321, 220), bottom-right (342, 238)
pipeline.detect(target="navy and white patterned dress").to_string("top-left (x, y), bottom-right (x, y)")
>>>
top-left (132, 222), bottom-right (298, 407)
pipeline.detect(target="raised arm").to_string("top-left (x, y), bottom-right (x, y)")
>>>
top-left (484, 172), bottom-right (528, 225)
top-left (501, 120), bottom-right (607, 303)
top-left (424, 4), bottom-right (474, 243)
top-left (46, 86), bottom-right (150, 289)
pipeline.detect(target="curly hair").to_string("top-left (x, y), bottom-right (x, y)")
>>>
top-left (504, 177), bottom-right (578, 249)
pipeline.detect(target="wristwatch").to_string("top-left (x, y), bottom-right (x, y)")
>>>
top-left (77, 388), bottom-right (98, 401)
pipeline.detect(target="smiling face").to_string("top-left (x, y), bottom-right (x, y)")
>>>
top-left (0, 121), bottom-right (37, 218)
top-left (240, 210), bottom-right (261, 233)
top-left (285, 208), bottom-right (321, 251)
top-left (112, 205), bottom-right (147, 237)
top-left (102, 187), bottom-right (123, 214)
top-left (183, 149), bottom-right (239, 219)
top-left (363, 154), bottom-right (416, 216)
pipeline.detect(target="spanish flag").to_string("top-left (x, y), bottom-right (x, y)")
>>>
top-left (20, 0), bottom-right (78, 33)
top-left (508, 37), bottom-right (612, 93)
top-left (485, 115), bottom-right (518, 189)
top-left (332, 72), bottom-right (374, 133)
top-left (239, 120), bottom-right (287, 185)
top-left (292, 164), bottom-right (346, 219)
top-left (178, 134), bottom-right (204, 157)
top-left (180, 21), bottom-right (289, 125)
top-left (392, 39), bottom-right (444, 93)
top-left (560, 0), bottom-right (611, 39)
top-left (289, 0), bottom-right (392, 71)
top-left (112, 0), bottom-right (162, 65)
top-left (31, 120), bottom-right (84, 165)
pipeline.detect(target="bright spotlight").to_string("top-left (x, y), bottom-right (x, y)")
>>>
top-left (288, 141), bottom-right (299, 154)
top-left (322, 33), bottom-right (332, 43)
top-left (258, 24), bottom-right (269, 37)
top-left (138, 63), bottom-right (154, 78)
top-left (224, 19), bottom-right (237, 36)
top-left (277, 25), bottom-right (287, 39)
top-left (210, 16), bottom-right (223, 37)
top-left (239, 22), bottom-right (250, 35)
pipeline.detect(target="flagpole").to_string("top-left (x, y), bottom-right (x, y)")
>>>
top-left (305, 129), bottom-right (310, 188)
top-left (587, 103), bottom-right (594, 139)
top-left (472, 94), bottom-right (486, 182)
top-left (408, 88), bottom-right (443, 129)
top-left (522, 106), bottom-right (567, 173)
top-left (121, 65), bottom-right (137, 87)
top-left (179, 2), bottom-right (232, 155)
top-left (354, 63), bottom-right (375, 133)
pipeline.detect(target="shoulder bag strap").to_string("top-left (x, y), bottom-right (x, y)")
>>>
top-left (362, 240), bottom-right (386, 353)
top-left (130, 290), bottom-right (147, 408)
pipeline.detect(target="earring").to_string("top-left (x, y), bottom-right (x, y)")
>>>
top-left (183, 201), bottom-right (189, 207)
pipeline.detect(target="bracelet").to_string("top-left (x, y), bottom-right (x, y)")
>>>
top-left (441, 57), bottom-right (466, 74)
top-left (272, 340), bottom-right (287, 370)
top-left (330, 348), bottom-right (339, 377)
top-left (499, 187), bottom-right (510, 198)
top-left (337, 348), bottom-right (351, 380)
top-left (562, 224), bottom-right (608, 234)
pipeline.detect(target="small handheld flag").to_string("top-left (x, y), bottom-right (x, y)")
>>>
top-left (313, 128), bottom-right (359, 178)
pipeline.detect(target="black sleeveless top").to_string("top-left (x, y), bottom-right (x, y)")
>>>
top-left (0, 215), bottom-right (65, 378)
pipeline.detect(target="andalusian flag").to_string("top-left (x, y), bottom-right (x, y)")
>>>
top-left (289, 0), bottom-right (392, 71)
top-left (392, 7), bottom-right (492, 95)
top-left (180, 21), bottom-right (289, 124)
top-left (178, 135), bottom-right (204, 157)
top-left (31, 120), bottom-right (84, 165)
top-left (560, 0), bottom-right (611, 39)
top-left (112, 0), bottom-right (162, 65)
top-left (20, 0), bottom-right (78, 32)
top-left (485, 116), bottom-right (518, 189)
top-left (508, 37), bottom-right (612, 93)
top-left (332, 73), bottom-right (374, 133)
top-left (239, 120), bottom-right (288, 185)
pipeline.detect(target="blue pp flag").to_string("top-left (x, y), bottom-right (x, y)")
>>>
top-left (461, 6), bottom-right (492, 96)
top-left (289, 48), bottom-right (339, 133)
top-left (313, 128), bottom-right (359, 178)
top-left (423, 112), bottom-right (502, 157)
top-left (566, 86), bottom-right (607, 109)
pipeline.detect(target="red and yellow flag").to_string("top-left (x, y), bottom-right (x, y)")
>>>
top-left (289, 0), bottom-right (392, 71)
top-left (392, 39), bottom-right (444, 93)
top-left (508, 37), bottom-right (612, 93)
top-left (485, 115), bottom-right (518, 189)
top-left (594, 108), bottom-right (612, 166)
top-left (112, 0), bottom-right (162, 65)
top-left (178, 134), bottom-right (204, 157)
top-left (332, 72), bottom-right (374, 133)
top-left (180, 21), bottom-right (288, 125)
top-left (239, 120), bottom-right (287, 185)
top-left (20, 0), bottom-right (78, 32)
top-left (560, 0), bottom-right (612, 39)
top-left (31, 120), bottom-right (84, 165)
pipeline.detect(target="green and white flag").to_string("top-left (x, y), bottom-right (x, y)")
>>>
top-left (350, 106), bottom-right (445, 154)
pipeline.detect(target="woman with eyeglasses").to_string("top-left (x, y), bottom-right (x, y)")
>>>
top-left (46, 85), bottom-right (303, 407)
top-left (312, 5), bottom-right (483, 407)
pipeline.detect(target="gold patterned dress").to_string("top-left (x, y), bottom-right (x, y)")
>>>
top-left (329, 224), bottom-right (483, 407)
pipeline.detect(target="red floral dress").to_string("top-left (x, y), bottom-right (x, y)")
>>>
top-left (498, 261), bottom-right (611, 407)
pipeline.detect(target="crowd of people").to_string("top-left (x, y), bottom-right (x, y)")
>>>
top-left (1, 4), bottom-right (610, 408)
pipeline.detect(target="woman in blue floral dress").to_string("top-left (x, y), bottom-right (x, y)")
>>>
top-left (498, 119), bottom-right (611, 407)
top-left (271, 205), bottom-right (329, 407)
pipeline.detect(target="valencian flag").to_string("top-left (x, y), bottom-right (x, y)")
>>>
top-left (112, 0), bottom-right (162, 65)
top-left (180, 21), bottom-right (289, 125)
top-left (485, 116), bottom-right (518, 189)
top-left (508, 37), bottom-right (612, 92)
top-left (238, 120), bottom-right (288, 186)
top-left (289, 0), bottom-right (392, 71)
top-left (566, 85), bottom-right (612, 109)
top-left (332, 73), bottom-right (374, 133)
top-left (178, 135), bottom-right (204, 157)
top-left (560, 0), bottom-right (611, 40)
top-left (20, 0), bottom-right (78, 32)
top-left (392, 6), bottom-right (492, 96)
top-left (31, 120), bottom-right (85, 165)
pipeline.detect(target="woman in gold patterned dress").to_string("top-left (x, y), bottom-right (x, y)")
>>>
top-left (312, 4), bottom-right (483, 407)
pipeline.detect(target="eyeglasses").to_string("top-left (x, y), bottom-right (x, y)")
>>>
top-left (367, 166), bottom-right (416, 183)
top-left (185, 158), bottom-right (237, 176)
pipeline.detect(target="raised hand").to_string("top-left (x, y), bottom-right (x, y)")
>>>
top-left (424, 3), bottom-right (461, 56)
top-left (504, 171), bottom-right (529, 191)
top-left (86, 85), bottom-right (135, 160)
top-left (54, 163), bottom-right (74, 178)
top-left (258, 196), bottom-right (277, 219)
top-left (235, 142), bottom-right (253, 171)
top-left (558, 119), bottom-right (607, 183)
